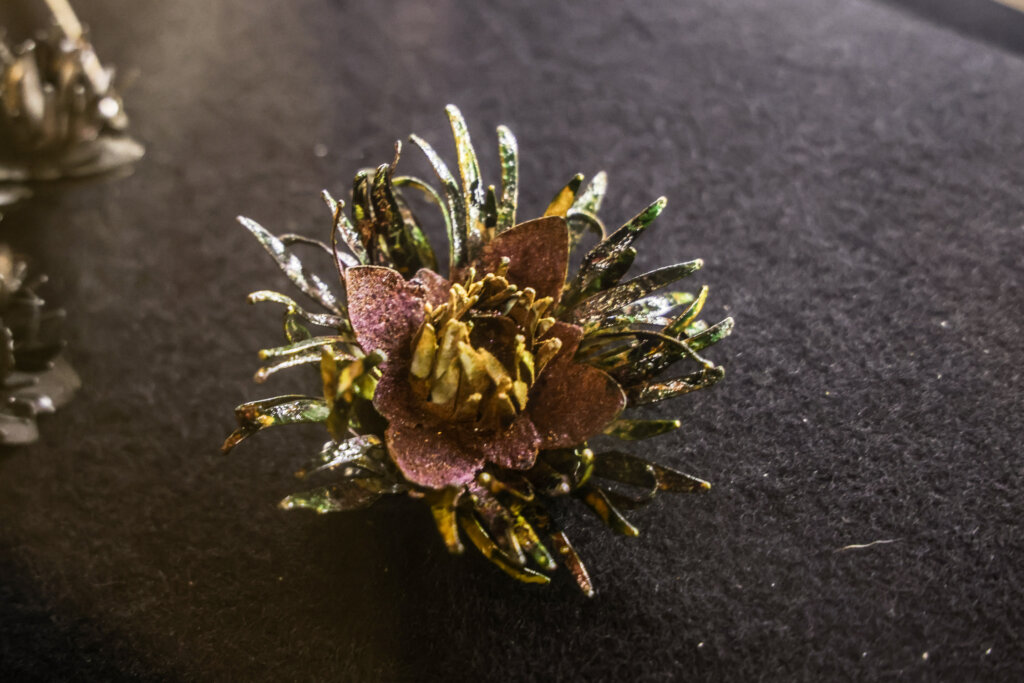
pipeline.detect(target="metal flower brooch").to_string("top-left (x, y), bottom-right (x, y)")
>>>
top-left (224, 106), bottom-right (733, 595)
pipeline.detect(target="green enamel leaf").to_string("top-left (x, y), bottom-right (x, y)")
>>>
top-left (686, 316), bottom-right (735, 352)
top-left (590, 450), bottom-right (660, 504)
top-left (458, 511), bottom-right (550, 585)
top-left (548, 530), bottom-right (595, 597)
top-left (279, 483), bottom-right (380, 514)
top-left (222, 396), bottom-right (329, 453)
top-left (578, 246), bottom-right (636, 301)
top-left (258, 336), bottom-right (355, 360)
top-left (495, 124), bottom-right (518, 232)
top-left (247, 290), bottom-right (348, 331)
top-left (409, 133), bottom-right (467, 271)
top-left (663, 285), bottom-right (708, 338)
top-left (427, 487), bottom-right (465, 554)
top-left (651, 462), bottom-right (711, 493)
top-left (511, 512), bottom-right (556, 571)
top-left (321, 190), bottom-right (370, 265)
top-left (254, 349), bottom-right (325, 383)
top-left (628, 366), bottom-right (726, 405)
top-left (603, 418), bottom-right (682, 440)
top-left (565, 209), bottom-right (607, 254)
top-left (238, 216), bottom-right (343, 315)
top-left (393, 192), bottom-right (438, 273)
top-left (577, 484), bottom-right (639, 537)
top-left (371, 156), bottom-right (432, 276)
top-left (283, 313), bottom-right (312, 343)
top-left (544, 173), bottom-right (584, 218)
top-left (569, 260), bottom-right (703, 324)
top-left (560, 197), bottom-right (667, 313)
top-left (297, 435), bottom-right (385, 479)
top-left (446, 105), bottom-right (487, 259)
top-left (570, 171), bottom-right (607, 216)
top-left (607, 291), bottom-right (696, 323)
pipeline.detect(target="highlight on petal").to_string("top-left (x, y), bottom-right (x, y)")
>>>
top-left (345, 266), bottom-right (425, 363)
top-left (410, 268), bottom-right (452, 308)
top-left (529, 363), bottom-right (627, 448)
top-left (386, 420), bottom-right (484, 489)
top-left (475, 216), bottom-right (569, 301)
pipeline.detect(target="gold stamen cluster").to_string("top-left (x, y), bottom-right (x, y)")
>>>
top-left (409, 260), bottom-right (563, 430)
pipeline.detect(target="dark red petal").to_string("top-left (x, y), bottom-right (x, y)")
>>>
top-left (541, 321), bottom-right (584, 370)
top-left (371, 368), bottom-right (415, 421)
top-left (529, 363), bottom-right (627, 448)
top-left (478, 413), bottom-right (541, 471)
top-left (410, 268), bottom-right (452, 308)
top-left (386, 420), bottom-right (484, 489)
top-left (474, 216), bottom-right (569, 301)
top-left (345, 266), bottom-right (424, 364)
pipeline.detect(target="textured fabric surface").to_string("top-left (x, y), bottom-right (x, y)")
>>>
top-left (1, 0), bottom-right (1023, 680)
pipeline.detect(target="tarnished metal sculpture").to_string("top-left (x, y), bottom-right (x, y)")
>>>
top-left (0, 0), bottom-right (143, 193)
top-left (0, 1), bottom-right (136, 441)
top-left (0, 244), bottom-right (79, 444)
top-left (225, 106), bottom-right (733, 594)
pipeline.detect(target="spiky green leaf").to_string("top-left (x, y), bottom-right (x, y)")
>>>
top-left (238, 217), bottom-right (343, 315)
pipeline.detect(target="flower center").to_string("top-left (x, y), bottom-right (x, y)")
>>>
top-left (407, 263), bottom-right (562, 431)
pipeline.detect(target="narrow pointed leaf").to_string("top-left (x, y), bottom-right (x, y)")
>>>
top-left (561, 197), bottom-right (667, 312)
top-left (371, 159), bottom-right (419, 275)
top-left (394, 175), bottom-right (454, 249)
top-left (322, 190), bottom-right (369, 265)
top-left (458, 511), bottom-right (550, 585)
top-left (603, 418), bottom-right (682, 440)
top-left (570, 171), bottom-right (608, 216)
top-left (651, 462), bottom-right (711, 493)
top-left (576, 246), bottom-right (635, 301)
top-left (566, 209), bottom-right (606, 254)
top-left (254, 349), bottom-right (325, 383)
top-left (238, 216), bottom-right (343, 315)
top-left (222, 396), bottom-right (329, 452)
top-left (409, 133), bottom-right (467, 269)
top-left (471, 486), bottom-right (527, 567)
top-left (568, 260), bottom-right (703, 324)
top-left (599, 329), bottom-right (714, 385)
top-left (428, 487), bottom-right (465, 554)
top-left (685, 317), bottom-right (734, 352)
top-left (495, 124), bottom-right (518, 231)
top-left (577, 484), bottom-right (640, 536)
top-left (394, 191), bottom-right (439, 273)
top-left (446, 105), bottom-right (486, 258)
top-left (591, 450), bottom-right (660, 503)
top-left (628, 366), bottom-right (726, 405)
top-left (664, 285), bottom-right (708, 337)
top-left (350, 170), bottom-right (376, 262)
top-left (605, 291), bottom-right (696, 324)
top-left (297, 435), bottom-right (385, 478)
top-left (544, 173), bottom-right (583, 218)
top-left (258, 336), bottom-right (355, 360)
top-left (279, 483), bottom-right (380, 513)
top-left (549, 530), bottom-right (595, 597)
top-left (511, 513), bottom-right (557, 571)
top-left (247, 290), bottom-right (348, 331)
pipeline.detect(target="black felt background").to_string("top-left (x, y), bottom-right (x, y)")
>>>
top-left (1, 0), bottom-right (1023, 680)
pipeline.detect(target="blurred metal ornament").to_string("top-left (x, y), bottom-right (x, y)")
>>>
top-left (0, 243), bottom-right (80, 445)
top-left (0, 0), bottom-right (143, 189)
top-left (225, 107), bottom-right (733, 595)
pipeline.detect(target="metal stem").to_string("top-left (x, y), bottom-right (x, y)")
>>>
top-left (41, 0), bottom-right (83, 41)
